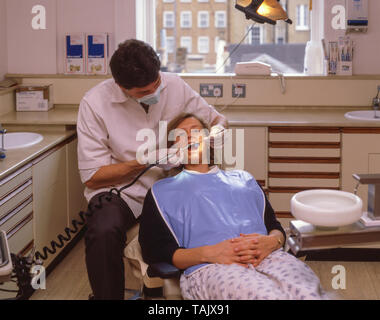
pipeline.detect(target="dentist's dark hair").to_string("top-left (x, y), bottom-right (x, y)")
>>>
top-left (110, 39), bottom-right (161, 89)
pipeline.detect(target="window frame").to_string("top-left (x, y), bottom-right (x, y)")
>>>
top-left (296, 4), bottom-right (310, 31)
top-left (214, 11), bottom-right (227, 29)
top-left (198, 36), bottom-right (210, 54)
top-left (180, 36), bottom-right (192, 53)
top-left (180, 11), bottom-right (192, 28)
top-left (163, 11), bottom-right (175, 29)
top-left (197, 11), bottom-right (210, 28)
top-left (166, 36), bottom-right (175, 54)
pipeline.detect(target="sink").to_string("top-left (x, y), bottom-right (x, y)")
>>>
top-left (345, 110), bottom-right (380, 121)
top-left (2, 132), bottom-right (43, 150)
top-left (291, 189), bottom-right (363, 228)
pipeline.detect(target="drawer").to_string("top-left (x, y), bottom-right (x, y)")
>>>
top-left (269, 163), bottom-right (341, 173)
top-left (269, 133), bottom-right (340, 143)
top-left (269, 178), bottom-right (340, 188)
top-left (0, 180), bottom-right (32, 217)
top-left (269, 148), bottom-right (340, 157)
top-left (268, 192), bottom-right (294, 212)
top-left (0, 165), bottom-right (32, 200)
top-left (7, 214), bottom-right (33, 255)
top-left (0, 198), bottom-right (33, 234)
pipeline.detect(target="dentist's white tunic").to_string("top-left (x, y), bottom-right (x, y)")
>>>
top-left (77, 72), bottom-right (227, 218)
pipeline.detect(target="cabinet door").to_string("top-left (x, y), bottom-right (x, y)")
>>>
top-left (33, 146), bottom-right (68, 266)
top-left (66, 138), bottom-right (87, 227)
top-left (341, 130), bottom-right (380, 249)
top-left (224, 127), bottom-right (267, 187)
top-left (342, 132), bottom-right (380, 211)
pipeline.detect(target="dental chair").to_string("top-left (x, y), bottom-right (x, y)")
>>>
top-left (123, 225), bottom-right (182, 300)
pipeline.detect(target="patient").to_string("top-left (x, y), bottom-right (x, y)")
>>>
top-left (139, 114), bottom-right (328, 300)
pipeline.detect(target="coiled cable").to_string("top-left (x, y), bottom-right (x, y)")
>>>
top-left (34, 164), bottom-right (156, 263)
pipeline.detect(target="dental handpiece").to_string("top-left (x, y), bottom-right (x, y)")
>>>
top-left (155, 142), bottom-right (200, 165)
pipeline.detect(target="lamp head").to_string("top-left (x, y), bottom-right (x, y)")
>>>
top-left (235, 0), bottom-right (293, 25)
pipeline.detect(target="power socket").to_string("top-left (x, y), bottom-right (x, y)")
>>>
top-left (200, 84), bottom-right (223, 98)
top-left (232, 84), bottom-right (246, 98)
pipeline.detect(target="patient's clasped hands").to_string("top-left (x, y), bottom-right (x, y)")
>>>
top-left (204, 234), bottom-right (279, 268)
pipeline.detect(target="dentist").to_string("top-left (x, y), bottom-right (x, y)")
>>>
top-left (76, 39), bottom-right (227, 300)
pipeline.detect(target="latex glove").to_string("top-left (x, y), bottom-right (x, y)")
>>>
top-left (208, 124), bottom-right (226, 149)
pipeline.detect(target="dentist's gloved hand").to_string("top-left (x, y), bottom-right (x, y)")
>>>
top-left (208, 124), bottom-right (226, 149)
top-left (152, 147), bottom-right (184, 171)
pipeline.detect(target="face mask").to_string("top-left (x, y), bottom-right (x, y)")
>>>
top-left (137, 83), bottom-right (163, 106)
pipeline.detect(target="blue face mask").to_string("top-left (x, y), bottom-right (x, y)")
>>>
top-left (137, 83), bottom-right (163, 105)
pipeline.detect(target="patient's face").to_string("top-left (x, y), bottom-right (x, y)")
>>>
top-left (174, 117), bottom-right (208, 165)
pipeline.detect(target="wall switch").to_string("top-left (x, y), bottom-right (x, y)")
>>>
top-left (232, 84), bottom-right (246, 98)
top-left (200, 84), bottom-right (223, 98)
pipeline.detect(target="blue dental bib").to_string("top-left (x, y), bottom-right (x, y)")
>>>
top-left (151, 169), bottom-right (268, 275)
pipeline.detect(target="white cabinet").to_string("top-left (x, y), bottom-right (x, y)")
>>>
top-left (342, 129), bottom-right (380, 212)
top-left (33, 145), bottom-right (68, 266)
top-left (32, 136), bottom-right (86, 267)
top-left (66, 138), bottom-right (87, 226)
top-left (224, 126), bottom-right (267, 187)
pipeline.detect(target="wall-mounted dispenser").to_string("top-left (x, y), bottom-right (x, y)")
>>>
top-left (346, 0), bottom-right (368, 33)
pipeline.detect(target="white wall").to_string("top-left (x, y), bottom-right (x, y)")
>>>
top-left (325, 0), bottom-right (380, 75)
top-left (5, 0), bottom-right (136, 74)
top-left (7, 0), bottom-right (57, 74)
top-left (0, 0), bottom-right (8, 80)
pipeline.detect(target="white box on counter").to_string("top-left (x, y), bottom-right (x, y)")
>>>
top-left (86, 33), bottom-right (109, 74)
top-left (64, 34), bottom-right (85, 74)
top-left (16, 85), bottom-right (54, 112)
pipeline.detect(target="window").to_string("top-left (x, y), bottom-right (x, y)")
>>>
top-left (198, 11), bottom-right (209, 28)
top-left (163, 11), bottom-right (175, 28)
top-left (181, 36), bottom-right (192, 53)
top-left (215, 11), bottom-right (226, 28)
top-left (181, 11), bottom-right (192, 28)
top-left (246, 25), bottom-right (262, 45)
top-left (198, 37), bottom-right (209, 54)
top-left (152, 0), bottom-right (317, 74)
top-left (166, 36), bottom-right (175, 53)
top-left (296, 4), bottom-right (310, 30)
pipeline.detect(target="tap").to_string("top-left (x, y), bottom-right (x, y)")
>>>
top-left (373, 86), bottom-right (380, 118)
top-left (0, 124), bottom-right (6, 159)
top-left (353, 173), bottom-right (380, 221)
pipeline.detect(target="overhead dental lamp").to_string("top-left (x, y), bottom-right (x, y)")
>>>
top-left (235, 0), bottom-right (293, 25)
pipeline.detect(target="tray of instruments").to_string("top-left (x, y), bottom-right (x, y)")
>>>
top-left (287, 220), bottom-right (380, 254)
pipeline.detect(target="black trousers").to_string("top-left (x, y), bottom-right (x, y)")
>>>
top-left (84, 192), bottom-right (138, 300)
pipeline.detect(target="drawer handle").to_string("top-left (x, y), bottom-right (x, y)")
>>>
top-left (7, 212), bottom-right (33, 240)
top-left (0, 179), bottom-right (32, 205)
top-left (0, 196), bottom-right (33, 226)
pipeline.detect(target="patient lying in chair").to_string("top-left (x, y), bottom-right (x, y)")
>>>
top-left (139, 114), bottom-right (328, 300)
